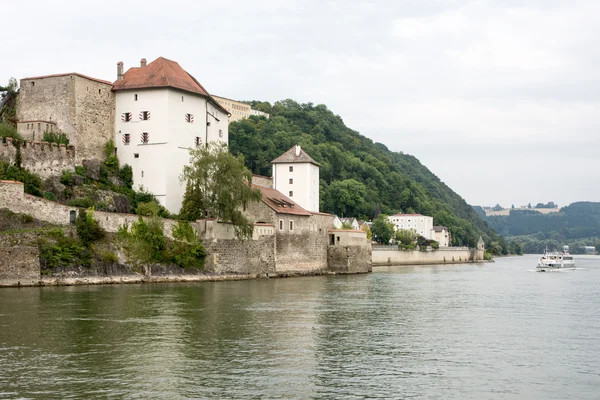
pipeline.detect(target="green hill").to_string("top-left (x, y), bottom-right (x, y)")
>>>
top-left (229, 100), bottom-right (506, 252)
top-left (483, 202), bottom-right (600, 253)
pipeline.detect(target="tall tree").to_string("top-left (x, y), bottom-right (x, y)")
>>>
top-left (180, 143), bottom-right (262, 239)
top-left (371, 214), bottom-right (395, 244)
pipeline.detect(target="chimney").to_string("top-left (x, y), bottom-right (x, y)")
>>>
top-left (140, 58), bottom-right (147, 67)
top-left (117, 61), bottom-right (124, 81)
top-left (295, 145), bottom-right (301, 157)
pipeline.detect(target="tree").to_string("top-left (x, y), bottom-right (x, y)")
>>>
top-left (180, 143), bottom-right (262, 239)
top-left (75, 208), bottom-right (105, 245)
top-left (528, 203), bottom-right (532, 209)
top-left (341, 221), bottom-right (354, 229)
top-left (395, 228), bottom-right (417, 250)
top-left (492, 204), bottom-right (503, 211)
top-left (360, 223), bottom-right (372, 240)
top-left (323, 179), bottom-right (366, 218)
top-left (371, 214), bottom-right (394, 244)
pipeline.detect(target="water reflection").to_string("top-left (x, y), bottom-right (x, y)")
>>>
top-left (1, 256), bottom-right (600, 399)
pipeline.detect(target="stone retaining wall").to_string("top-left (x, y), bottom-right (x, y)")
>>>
top-left (0, 246), bottom-right (40, 286)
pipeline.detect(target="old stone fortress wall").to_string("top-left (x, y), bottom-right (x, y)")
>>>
top-left (0, 57), bottom-right (372, 285)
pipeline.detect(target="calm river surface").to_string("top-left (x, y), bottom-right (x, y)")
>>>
top-left (1, 255), bottom-right (600, 399)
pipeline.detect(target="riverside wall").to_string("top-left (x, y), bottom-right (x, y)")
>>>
top-left (372, 246), bottom-right (479, 266)
top-left (0, 180), bottom-right (372, 285)
top-left (0, 246), bottom-right (40, 286)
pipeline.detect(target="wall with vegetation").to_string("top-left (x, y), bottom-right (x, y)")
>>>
top-left (0, 139), bottom-right (76, 178)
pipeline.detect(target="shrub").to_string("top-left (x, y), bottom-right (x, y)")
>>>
top-left (104, 155), bottom-right (119, 175)
top-left (39, 234), bottom-right (91, 269)
top-left (44, 191), bottom-right (57, 202)
top-left (75, 208), bottom-right (105, 245)
top-left (74, 165), bottom-right (87, 177)
top-left (42, 131), bottom-right (69, 145)
top-left (170, 221), bottom-right (205, 269)
top-left (0, 123), bottom-right (21, 141)
top-left (136, 201), bottom-right (160, 217)
top-left (0, 161), bottom-right (43, 197)
top-left (99, 250), bottom-right (118, 264)
top-left (119, 164), bottom-right (133, 189)
top-left (67, 197), bottom-right (94, 208)
top-left (21, 214), bottom-right (34, 223)
top-left (60, 170), bottom-right (74, 186)
top-left (104, 139), bottom-right (115, 159)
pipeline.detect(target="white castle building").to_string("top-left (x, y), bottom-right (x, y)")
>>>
top-left (113, 57), bottom-right (229, 213)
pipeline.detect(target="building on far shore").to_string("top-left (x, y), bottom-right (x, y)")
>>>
top-left (212, 95), bottom-right (269, 123)
top-left (388, 214), bottom-right (434, 239)
top-left (432, 226), bottom-right (450, 247)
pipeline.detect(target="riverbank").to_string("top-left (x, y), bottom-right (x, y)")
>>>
top-left (1, 269), bottom-right (358, 288)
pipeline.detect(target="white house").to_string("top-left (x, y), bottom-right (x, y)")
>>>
top-left (388, 213), bottom-right (434, 239)
top-left (332, 216), bottom-right (343, 229)
top-left (432, 226), bottom-right (450, 247)
top-left (113, 57), bottom-right (229, 213)
top-left (272, 145), bottom-right (320, 213)
top-left (340, 217), bottom-right (360, 230)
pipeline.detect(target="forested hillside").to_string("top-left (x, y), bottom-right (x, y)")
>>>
top-left (484, 202), bottom-right (600, 253)
top-left (229, 100), bottom-right (506, 251)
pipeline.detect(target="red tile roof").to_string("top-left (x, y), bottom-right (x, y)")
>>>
top-left (112, 57), bottom-right (228, 114)
top-left (390, 213), bottom-right (426, 217)
top-left (252, 185), bottom-right (311, 216)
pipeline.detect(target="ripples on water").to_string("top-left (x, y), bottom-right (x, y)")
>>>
top-left (1, 255), bottom-right (600, 399)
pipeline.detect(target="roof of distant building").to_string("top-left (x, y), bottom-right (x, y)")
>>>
top-left (271, 145), bottom-right (320, 166)
top-left (252, 185), bottom-right (311, 216)
top-left (389, 213), bottom-right (427, 217)
top-left (432, 226), bottom-right (448, 232)
top-left (21, 72), bottom-right (113, 86)
top-left (112, 57), bottom-right (228, 114)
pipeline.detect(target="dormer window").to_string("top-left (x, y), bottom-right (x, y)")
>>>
top-left (122, 112), bottom-right (132, 122)
top-left (185, 113), bottom-right (194, 123)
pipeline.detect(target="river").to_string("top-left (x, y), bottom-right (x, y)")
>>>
top-left (1, 255), bottom-right (599, 399)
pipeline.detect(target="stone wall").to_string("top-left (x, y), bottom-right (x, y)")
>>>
top-left (372, 247), bottom-right (477, 266)
top-left (17, 73), bottom-right (115, 162)
top-left (0, 246), bottom-right (40, 286)
top-left (252, 175), bottom-right (273, 188)
top-left (0, 139), bottom-right (77, 178)
top-left (327, 230), bottom-right (372, 273)
top-left (204, 236), bottom-right (276, 275)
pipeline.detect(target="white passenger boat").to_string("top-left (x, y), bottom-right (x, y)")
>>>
top-left (537, 246), bottom-right (575, 272)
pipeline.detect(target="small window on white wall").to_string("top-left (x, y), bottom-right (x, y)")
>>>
top-left (134, 94), bottom-right (138, 101)
top-left (279, 220), bottom-right (284, 231)
top-left (289, 220), bottom-right (294, 231)
top-left (289, 191), bottom-right (293, 197)
top-left (185, 113), bottom-right (194, 123)
top-left (289, 166), bottom-right (293, 172)
top-left (122, 112), bottom-right (132, 122)
top-left (289, 178), bottom-right (293, 184)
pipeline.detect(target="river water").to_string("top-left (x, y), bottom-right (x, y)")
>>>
top-left (1, 255), bottom-right (599, 399)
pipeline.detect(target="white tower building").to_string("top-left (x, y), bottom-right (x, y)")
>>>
top-left (113, 57), bottom-right (229, 214)
top-left (271, 145), bottom-right (320, 213)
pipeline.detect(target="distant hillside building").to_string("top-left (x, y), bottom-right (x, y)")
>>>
top-left (388, 214), bottom-right (434, 239)
top-left (272, 145), bottom-right (320, 213)
top-left (432, 225), bottom-right (450, 247)
top-left (113, 57), bottom-right (229, 213)
top-left (212, 95), bottom-right (269, 123)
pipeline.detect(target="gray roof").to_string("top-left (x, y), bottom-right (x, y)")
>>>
top-left (271, 145), bottom-right (320, 166)
top-left (433, 226), bottom-right (448, 232)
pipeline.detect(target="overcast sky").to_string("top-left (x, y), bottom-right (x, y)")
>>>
top-left (3, 0), bottom-right (599, 208)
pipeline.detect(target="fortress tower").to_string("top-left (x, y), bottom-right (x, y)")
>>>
top-left (271, 145), bottom-right (320, 213)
